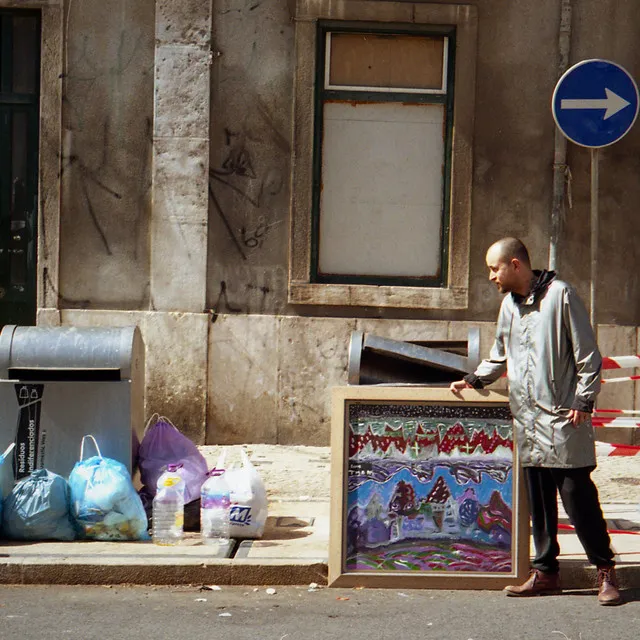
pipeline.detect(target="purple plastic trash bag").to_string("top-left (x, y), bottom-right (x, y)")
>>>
top-left (138, 415), bottom-right (208, 504)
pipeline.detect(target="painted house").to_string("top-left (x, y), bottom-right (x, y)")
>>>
top-left (0, 0), bottom-right (638, 446)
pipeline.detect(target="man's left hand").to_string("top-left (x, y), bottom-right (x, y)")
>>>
top-left (568, 409), bottom-right (590, 427)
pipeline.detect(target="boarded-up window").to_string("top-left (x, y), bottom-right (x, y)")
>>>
top-left (313, 29), bottom-right (454, 286)
top-left (327, 33), bottom-right (446, 92)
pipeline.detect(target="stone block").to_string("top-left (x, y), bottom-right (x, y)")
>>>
top-left (156, 0), bottom-right (212, 47)
top-left (152, 137), bottom-right (209, 311)
top-left (207, 314), bottom-right (280, 444)
top-left (277, 317), bottom-right (354, 446)
top-left (141, 311), bottom-right (209, 443)
top-left (354, 319), bottom-right (449, 343)
top-left (36, 308), bottom-right (61, 327)
top-left (593, 426), bottom-right (640, 446)
top-left (150, 215), bottom-right (208, 311)
top-left (153, 137), bottom-right (209, 220)
top-left (154, 46), bottom-right (211, 138)
top-left (598, 324), bottom-right (637, 411)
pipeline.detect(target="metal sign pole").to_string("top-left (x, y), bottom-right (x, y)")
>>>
top-left (590, 147), bottom-right (599, 336)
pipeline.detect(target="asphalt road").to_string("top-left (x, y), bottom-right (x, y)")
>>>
top-left (0, 585), bottom-right (639, 640)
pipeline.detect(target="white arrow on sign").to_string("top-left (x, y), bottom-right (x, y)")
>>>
top-left (561, 88), bottom-right (630, 120)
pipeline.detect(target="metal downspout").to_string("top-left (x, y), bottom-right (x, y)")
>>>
top-left (549, 0), bottom-right (572, 270)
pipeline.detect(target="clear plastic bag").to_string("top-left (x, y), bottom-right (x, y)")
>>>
top-left (69, 435), bottom-right (149, 541)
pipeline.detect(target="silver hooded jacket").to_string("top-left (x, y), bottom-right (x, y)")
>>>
top-left (466, 272), bottom-right (601, 468)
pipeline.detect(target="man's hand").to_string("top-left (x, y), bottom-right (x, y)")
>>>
top-left (568, 409), bottom-right (590, 427)
top-left (449, 380), bottom-right (473, 394)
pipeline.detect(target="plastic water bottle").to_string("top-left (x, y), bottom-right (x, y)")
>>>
top-left (201, 468), bottom-right (231, 554)
top-left (152, 463), bottom-right (186, 545)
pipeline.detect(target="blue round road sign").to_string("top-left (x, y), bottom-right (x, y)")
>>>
top-left (552, 59), bottom-right (639, 148)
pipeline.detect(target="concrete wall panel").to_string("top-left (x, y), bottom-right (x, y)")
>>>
top-left (151, 138), bottom-right (209, 311)
top-left (277, 317), bottom-right (354, 445)
top-left (208, 314), bottom-right (280, 444)
top-left (59, 0), bottom-right (155, 309)
top-left (597, 325), bottom-right (637, 411)
top-left (206, 0), bottom-right (294, 315)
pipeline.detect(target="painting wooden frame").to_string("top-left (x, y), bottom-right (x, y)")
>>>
top-left (329, 386), bottom-right (529, 589)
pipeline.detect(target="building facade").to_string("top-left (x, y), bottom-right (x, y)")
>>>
top-left (1, 0), bottom-right (639, 445)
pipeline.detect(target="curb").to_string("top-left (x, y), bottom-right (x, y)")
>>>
top-left (559, 560), bottom-right (640, 591)
top-left (0, 557), bottom-right (328, 586)
top-left (1, 557), bottom-right (638, 590)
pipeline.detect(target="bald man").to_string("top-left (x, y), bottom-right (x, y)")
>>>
top-left (450, 238), bottom-right (621, 605)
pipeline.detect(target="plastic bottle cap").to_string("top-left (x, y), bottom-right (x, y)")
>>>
top-left (167, 463), bottom-right (184, 472)
top-left (207, 468), bottom-right (225, 477)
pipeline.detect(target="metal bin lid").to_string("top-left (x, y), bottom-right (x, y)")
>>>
top-left (0, 325), bottom-right (142, 380)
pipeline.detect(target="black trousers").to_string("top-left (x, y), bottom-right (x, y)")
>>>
top-left (524, 466), bottom-right (615, 574)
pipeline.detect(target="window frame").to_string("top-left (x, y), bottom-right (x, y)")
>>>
top-left (289, 1), bottom-right (478, 310)
top-left (311, 22), bottom-right (456, 288)
top-left (323, 30), bottom-right (450, 95)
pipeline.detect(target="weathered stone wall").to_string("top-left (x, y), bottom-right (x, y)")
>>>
top-left (206, 0), bottom-right (293, 316)
top-left (205, 0), bottom-right (640, 325)
top-left (561, 0), bottom-right (640, 325)
top-left (202, 0), bottom-right (640, 444)
top-left (31, 0), bottom-right (640, 445)
top-left (59, 0), bottom-right (155, 309)
top-left (208, 314), bottom-right (640, 446)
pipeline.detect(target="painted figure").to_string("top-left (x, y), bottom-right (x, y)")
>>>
top-left (450, 237), bottom-right (621, 606)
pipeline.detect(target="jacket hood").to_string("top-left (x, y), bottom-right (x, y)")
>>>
top-left (513, 269), bottom-right (556, 305)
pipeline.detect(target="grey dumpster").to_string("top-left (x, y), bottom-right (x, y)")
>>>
top-left (347, 328), bottom-right (481, 386)
top-left (0, 325), bottom-right (144, 485)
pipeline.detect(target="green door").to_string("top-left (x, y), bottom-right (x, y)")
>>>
top-left (0, 11), bottom-right (40, 328)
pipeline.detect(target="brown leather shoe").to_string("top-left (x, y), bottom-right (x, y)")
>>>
top-left (597, 566), bottom-right (622, 606)
top-left (504, 569), bottom-right (561, 597)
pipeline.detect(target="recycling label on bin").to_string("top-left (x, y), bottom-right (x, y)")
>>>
top-left (13, 384), bottom-right (45, 479)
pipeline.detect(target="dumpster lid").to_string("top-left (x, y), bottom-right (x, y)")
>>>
top-left (347, 329), bottom-right (480, 385)
top-left (0, 325), bottom-right (142, 380)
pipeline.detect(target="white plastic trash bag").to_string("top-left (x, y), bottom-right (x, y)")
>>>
top-left (218, 448), bottom-right (267, 539)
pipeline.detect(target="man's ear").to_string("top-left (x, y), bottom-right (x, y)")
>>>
top-left (511, 258), bottom-right (521, 271)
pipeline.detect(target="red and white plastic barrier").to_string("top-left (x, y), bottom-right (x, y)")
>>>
top-left (595, 409), bottom-right (640, 415)
top-left (559, 523), bottom-right (640, 536)
top-left (602, 355), bottom-right (640, 370)
top-left (601, 375), bottom-right (640, 384)
top-left (599, 354), bottom-right (640, 383)
top-left (592, 417), bottom-right (640, 428)
top-left (595, 441), bottom-right (640, 457)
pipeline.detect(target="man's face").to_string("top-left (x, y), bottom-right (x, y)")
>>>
top-left (486, 247), bottom-right (518, 294)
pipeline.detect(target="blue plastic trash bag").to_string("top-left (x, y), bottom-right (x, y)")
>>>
top-left (2, 468), bottom-right (76, 541)
top-left (69, 435), bottom-right (149, 541)
top-left (0, 442), bottom-right (15, 533)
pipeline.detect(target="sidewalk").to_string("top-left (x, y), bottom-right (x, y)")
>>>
top-left (0, 446), bottom-right (639, 589)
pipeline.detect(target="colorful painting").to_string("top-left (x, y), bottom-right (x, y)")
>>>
top-left (329, 387), bottom-right (529, 589)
